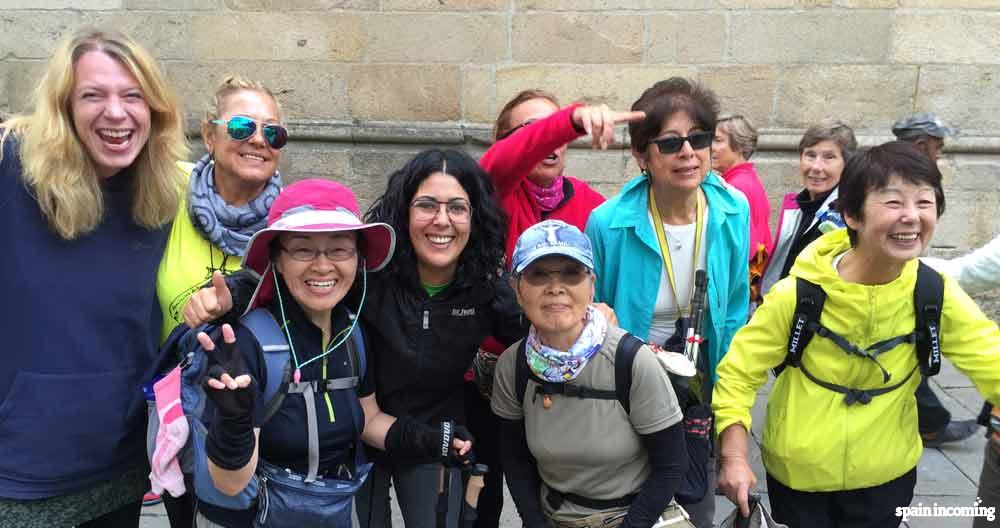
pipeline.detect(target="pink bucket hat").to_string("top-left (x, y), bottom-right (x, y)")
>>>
top-left (242, 178), bottom-right (395, 310)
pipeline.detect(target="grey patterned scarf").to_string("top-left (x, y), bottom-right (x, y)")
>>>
top-left (187, 154), bottom-right (281, 256)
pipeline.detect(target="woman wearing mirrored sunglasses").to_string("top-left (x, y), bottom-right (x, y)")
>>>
top-left (154, 75), bottom-right (287, 527)
top-left (585, 77), bottom-right (750, 528)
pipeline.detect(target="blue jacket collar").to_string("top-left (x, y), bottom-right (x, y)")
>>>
top-left (609, 171), bottom-right (741, 252)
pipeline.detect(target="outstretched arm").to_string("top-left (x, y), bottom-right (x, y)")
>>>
top-left (923, 233), bottom-right (1000, 295)
top-left (480, 104), bottom-right (644, 197)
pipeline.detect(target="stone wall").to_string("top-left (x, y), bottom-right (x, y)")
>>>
top-left (2, 1), bottom-right (1000, 251)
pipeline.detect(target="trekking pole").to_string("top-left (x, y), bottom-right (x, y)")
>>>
top-left (461, 464), bottom-right (489, 528)
top-left (733, 492), bottom-right (761, 528)
top-left (684, 269), bottom-right (709, 367)
top-left (437, 465), bottom-right (452, 528)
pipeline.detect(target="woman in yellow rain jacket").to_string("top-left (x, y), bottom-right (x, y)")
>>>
top-left (713, 141), bottom-right (1000, 528)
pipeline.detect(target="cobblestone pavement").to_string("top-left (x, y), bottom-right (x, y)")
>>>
top-left (141, 291), bottom-right (1000, 528)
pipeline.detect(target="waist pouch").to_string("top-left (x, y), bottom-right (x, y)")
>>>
top-left (255, 459), bottom-right (371, 528)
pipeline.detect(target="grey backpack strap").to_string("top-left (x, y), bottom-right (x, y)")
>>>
top-left (286, 381), bottom-right (320, 483)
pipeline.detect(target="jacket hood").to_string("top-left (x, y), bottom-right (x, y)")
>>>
top-left (788, 228), bottom-right (850, 286)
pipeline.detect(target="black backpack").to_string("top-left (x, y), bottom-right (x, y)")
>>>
top-left (778, 260), bottom-right (944, 405)
top-left (513, 333), bottom-right (710, 507)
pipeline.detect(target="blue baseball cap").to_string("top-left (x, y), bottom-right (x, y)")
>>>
top-left (511, 220), bottom-right (594, 274)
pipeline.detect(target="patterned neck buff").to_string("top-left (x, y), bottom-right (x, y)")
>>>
top-left (526, 305), bottom-right (607, 382)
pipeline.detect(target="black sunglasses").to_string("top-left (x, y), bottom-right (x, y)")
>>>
top-left (651, 130), bottom-right (714, 155)
top-left (210, 115), bottom-right (288, 150)
top-left (496, 118), bottom-right (538, 141)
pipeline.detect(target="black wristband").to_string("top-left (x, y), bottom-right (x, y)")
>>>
top-left (206, 413), bottom-right (255, 471)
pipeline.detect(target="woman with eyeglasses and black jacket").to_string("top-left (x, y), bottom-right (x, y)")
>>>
top-left (585, 78), bottom-right (750, 528)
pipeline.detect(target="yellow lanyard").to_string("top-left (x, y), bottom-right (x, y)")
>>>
top-left (648, 188), bottom-right (705, 306)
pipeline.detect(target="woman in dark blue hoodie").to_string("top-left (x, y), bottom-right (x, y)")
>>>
top-left (0, 28), bottom-right (188, 527)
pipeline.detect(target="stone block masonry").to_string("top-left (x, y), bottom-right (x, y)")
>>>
top-left (2, 2), bottom-right (999, 250)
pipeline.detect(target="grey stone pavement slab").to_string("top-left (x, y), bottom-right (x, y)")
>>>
top-left (140, 358), bottom-right (992, 528)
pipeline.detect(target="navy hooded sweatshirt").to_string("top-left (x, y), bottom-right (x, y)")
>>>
top-left (0, 134), bottom-right (169, 499)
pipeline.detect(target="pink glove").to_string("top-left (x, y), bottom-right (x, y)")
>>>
top-left (149, 367), bottom-right (189, 497)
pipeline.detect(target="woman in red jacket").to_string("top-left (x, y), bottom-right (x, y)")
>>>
top-left (471, 91), bottom-right (641, 528)
top-left (480, 90), bottom-right (644, 262)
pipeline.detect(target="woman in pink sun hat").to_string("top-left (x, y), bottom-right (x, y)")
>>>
top-left (183, 150), bottom-right (526, 528)
top-left (190, 178), bottom-right (472, 528)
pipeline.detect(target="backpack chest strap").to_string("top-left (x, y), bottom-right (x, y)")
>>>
top-left (798, 360), bottom-right (920, 405)
top-left (533, 382), bottom-right (616, 403)
top-left (811, 323), bottom-right (917, 384)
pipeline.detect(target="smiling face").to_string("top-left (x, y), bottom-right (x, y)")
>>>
top-left (711, 127), bottom-right (744, 175)
top-left (70, 50), bottom-right (151, 179)
top-left (408, 171), bottom-right (472, 285)
top-left (508, 97), bottom-right (566, 187)
top-left (204, 89), bottom-right (282, 198)
top-left (638, 111), bottom-right (711, 193)
top-left (844, 174), bottom-right (938, 270)
top-left (275, 232), bottom-right (358, 329)
top-left (800, 139), bottom-right (846, 199)
top-left (515, 256), bottom-right (595, 345)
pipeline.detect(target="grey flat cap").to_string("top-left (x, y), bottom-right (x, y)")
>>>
top-left (892, 112), bottom-right (957, 140)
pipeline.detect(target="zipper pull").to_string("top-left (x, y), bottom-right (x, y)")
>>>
top-left (422, 309), bottom-right (429, 330)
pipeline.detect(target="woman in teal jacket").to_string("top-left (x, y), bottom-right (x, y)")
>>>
top-left (585, 78), bottom-right (750, 528)
top-left (585, 78), bottom-right (749, 385)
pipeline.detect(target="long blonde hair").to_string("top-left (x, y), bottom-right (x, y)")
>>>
top-left (0, 28), bottom-right (187, 240)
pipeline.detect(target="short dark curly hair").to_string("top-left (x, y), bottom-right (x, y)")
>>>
top-left (837, 141), bottom-right (945, 246)
top-left (628, 77), bottom-right (720, 154)
top-left (365, 149), bottom-right (507, 288)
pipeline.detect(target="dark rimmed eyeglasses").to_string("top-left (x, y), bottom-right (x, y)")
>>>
top-left (280, 245), bottom-right (357, 262)
top-left (210, 115), bottom-right (288, 150)
top-left (651, 130), bottom-right (714, 155)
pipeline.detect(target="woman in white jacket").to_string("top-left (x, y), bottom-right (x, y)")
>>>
top-left (923, 234), bottom-right (1000, 528)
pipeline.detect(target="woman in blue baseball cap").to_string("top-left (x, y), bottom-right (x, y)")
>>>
top-left (491, 220), bottom-right (694, 528)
